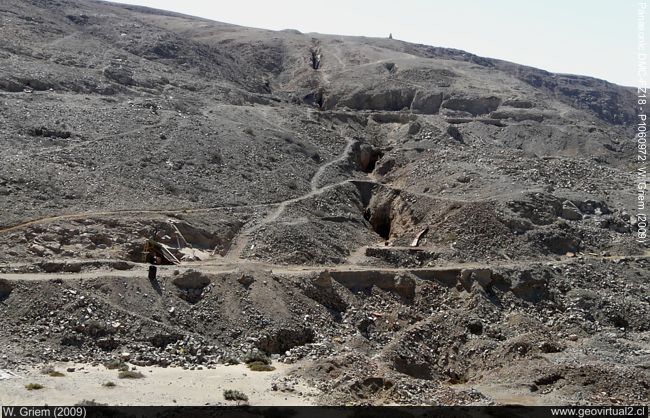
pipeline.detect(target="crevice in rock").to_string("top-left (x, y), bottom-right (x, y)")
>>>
top-left (355, 183), bottom-right (416, 241)
top-left (27, 126), bottom-right (72, 139)
top-left (303, 89), bottom-right (324, 108)
top-left (366, 204), bottom-right (391, 239)
top-left (354, 143), bottom-right (383, 173)
top-left (310, 47), bottom-right (321, 70)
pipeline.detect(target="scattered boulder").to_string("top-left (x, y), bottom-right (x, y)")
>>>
top-left (112, 261), bottom-right (134, 270)
top-left (28, 244), bottom-right (52, 257)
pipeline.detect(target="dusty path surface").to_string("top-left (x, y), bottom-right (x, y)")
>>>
top-left (0, 133), bottom-right (354, 236)
top-left (0, 362), bottom-right (318, 406)
top-left (1, 252), bottom-right (647, 283)
top-left (225, 133), bottom-right (359, 260)
top-left (310, 137), bottom-right (355, 192)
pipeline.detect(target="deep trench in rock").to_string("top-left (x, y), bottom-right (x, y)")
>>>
top-left (357, 144), bottom-right (383, 173)
top-left (367, 205), bottom-right (392, 239)
top-left (356, 181), bottom-right (396, 240)
top-left (310, 47), bottom-right (321, 70)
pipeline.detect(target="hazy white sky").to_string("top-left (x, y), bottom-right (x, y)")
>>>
top-left (105, 0), bottom-right (640, 86)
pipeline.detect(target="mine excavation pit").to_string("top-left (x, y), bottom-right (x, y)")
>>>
top-left (356, 143), bottom-right (383, 173)
top-left (365, 204), bottom-right (392, 239)
top-left (172, 269), bottom-right (212, 304)
top-left (358, 184), bottom-right (416, 242)
top-left (310, 46), bottom-right (321, 70)
top-left (124, 218), bottom-right (239, 263)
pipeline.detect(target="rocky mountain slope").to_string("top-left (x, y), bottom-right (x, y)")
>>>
top-left (0, 0), bottom-right (647, 406)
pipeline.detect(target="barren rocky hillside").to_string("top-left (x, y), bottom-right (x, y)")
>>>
top-left (0, 0), bottom-right (647, 406)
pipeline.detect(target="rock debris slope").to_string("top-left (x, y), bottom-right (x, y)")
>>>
top-left (0, 0), bottom-right (647, 406)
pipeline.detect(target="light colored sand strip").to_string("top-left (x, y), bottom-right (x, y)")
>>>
top-left (0, 370), bottom-right (20, 380)
top-left (0, 362), bottom-right (318, 406)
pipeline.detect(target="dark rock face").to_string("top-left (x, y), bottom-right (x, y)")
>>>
top-left (410, 91), bottom-right (443, 114)
top-left (0, 78), bottom-right (24, 92)
top-left (0, 279), bottom-right (13, 301)
top-left (338, 87), bottom-right (416, 111)
top-left (442, 96), bottom-right (501, 115)
top-left (517, 71), bottom-right (636, 126)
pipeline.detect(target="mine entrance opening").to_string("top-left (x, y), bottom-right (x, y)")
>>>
top-left (364, 152), bottom-right (381, 173)
top-left (365, 206), bottom-right (392, 240)
top-left (374, 213), bottom-right (391, 239)
top-left (357, 145), bottom-right (383, 173)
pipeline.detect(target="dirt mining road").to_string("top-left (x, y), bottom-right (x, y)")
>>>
top-left (2, 253), bottom-right (647, 283)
